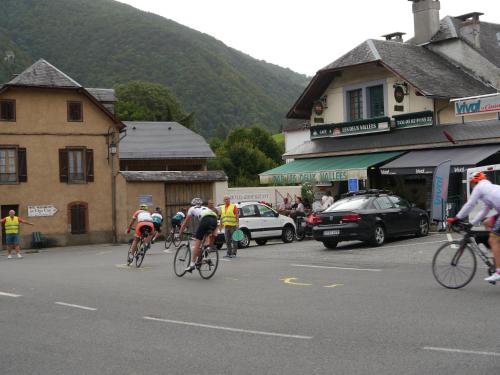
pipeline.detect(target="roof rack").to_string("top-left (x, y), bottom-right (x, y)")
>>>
top-left (341, 189), bottom-right (393, 198)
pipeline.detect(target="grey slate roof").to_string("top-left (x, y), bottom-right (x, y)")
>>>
top-left (120, 122), bottom-right (215, 159)
top-left (86, 88), bottom-right (116, 102)
top-left (321, 39), bottom-right (495, 98)
top-left (120, 171), bottom-right (227, 182)
top-left (7, 59), bottom-right (81, 88)
top-left (284, 119), bottom-right (500, 159)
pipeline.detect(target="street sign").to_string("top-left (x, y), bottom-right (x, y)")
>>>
top-left (28, 205), bottom-right (58, 217)
top-left (138, 195), bottom-right (153, 206)
top-left (348, 178), bottom-right (359, 193)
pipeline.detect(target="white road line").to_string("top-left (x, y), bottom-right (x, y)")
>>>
top-left (291, 264), bottom-right (381, 272)
top-left (55, 302), bottom-right (97, 311)
top-left (143, 316), bottom-right (312, 340)
top-left (0, 291), bottom-right (22, 298)
top-left (446, 234), bottom-right (458, 248)
top-left (423, 346), bottom-right (500, 357)
top-left (97, 250), bottom-right (112, 255)
top-left (381, 239), bottom-right (448, 249)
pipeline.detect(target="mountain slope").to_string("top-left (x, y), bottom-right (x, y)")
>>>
top-left (0, 0), bottom-right (309, 136)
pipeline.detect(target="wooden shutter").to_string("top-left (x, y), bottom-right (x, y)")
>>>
top-left (17, 148), bottom-right (27, 182)
top-left (71, 204), bottom-right (86, 234)
top-left (86, 149), bottom-right (94, 182)
top-left (59, 149), bottom-right (68, 183)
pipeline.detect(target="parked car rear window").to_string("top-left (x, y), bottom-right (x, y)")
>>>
top-left (373, 197), bottom-right (394, 210)
top-left (388, 196), bottom-right (410, 209)
top-left (325, 197), bottom-right (369, 212)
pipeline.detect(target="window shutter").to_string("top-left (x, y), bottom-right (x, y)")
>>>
top-left (86, 149), bottom-right (94, 182)
top-left (59, 149), bottom-right (68, 183)
top-left (18, 148), bottom-right (27, 182)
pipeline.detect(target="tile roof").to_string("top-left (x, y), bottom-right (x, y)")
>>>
top-left (284, 120), bottom-right (500, 159)
top-left (85, 88), bottom-right (116, 102)
top-left (7, 59), bottom-right (81, 88)
top-left (120, 171), bottom-right (227, 182)
top-left (120, 121), bottom-right (215, 160)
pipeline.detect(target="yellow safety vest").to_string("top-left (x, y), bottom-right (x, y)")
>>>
top-left (4, 216), bottom-right (20, 234)
top-left (220, 204), bottom-right (237, 226)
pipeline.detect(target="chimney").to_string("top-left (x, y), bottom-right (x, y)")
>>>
top-left (455, 12), bottom-right (484, 49)
top-left (409, 0), bottom-right (441, 45)
top-left (382, 32), bottom-right (406, 43)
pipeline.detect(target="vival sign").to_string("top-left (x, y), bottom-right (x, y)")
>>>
top-left (452, 93), bottom-right (500, 117)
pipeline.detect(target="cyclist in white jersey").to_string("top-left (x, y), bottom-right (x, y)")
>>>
top-left (448, 172), bottom-right (500, 282)
top-left (178, 198), bottom-right (218, 272)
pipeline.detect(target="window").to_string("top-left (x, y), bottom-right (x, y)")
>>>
top-left (325, 197), bottom-right (369, 212)
top-left (388, 196), bottom-right (410, 209)
top-left (67, 101), bottom-right (83, 122)
top-left (257, 204), bottom-right (276, 218)
top-left (368, 85), bottom-right (384, 117)
top-left (0, 147), bottom-right (27, 184)
top-left (69, 202), bottom-right (87, 234)
top-left (59, 148), bottom-right (94, 183)
top-left (0, 100), bottom-right (16, 121)
top-left (239, 205), bottom-right (258, 218)
top-left (374, 197), bottom-right (394, 210)
top-left (347, 89), bottom-right (363, 121)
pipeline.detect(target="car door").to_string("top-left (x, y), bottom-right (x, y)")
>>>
top-left (373, 196), bottom-right (403, 235)
top-left (256, 204), bottom-right (282, 238)
top-left (388, 196), bottom-right (417, 233)
top-left (239, 204), bottom-right (261, 238)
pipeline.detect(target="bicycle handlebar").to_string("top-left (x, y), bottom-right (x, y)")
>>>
top-left (449, 221), bottom-right (473, 234)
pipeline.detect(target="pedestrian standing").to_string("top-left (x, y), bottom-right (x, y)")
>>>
top-left (219, 195), bottom-right (239, 258)
top-left (321, 191), bottom-right (334, 210)
top-left (1, 209), bottom-right (34, 259)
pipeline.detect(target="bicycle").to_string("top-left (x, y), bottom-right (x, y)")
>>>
top-left (173, 231), bottom-right (219, 279)
top-left (127, 226), bottom-right (153, 268)
top-left (164, 224), bottom-right (181, 250)
top-left (432, 222), bottom-right (497, 289)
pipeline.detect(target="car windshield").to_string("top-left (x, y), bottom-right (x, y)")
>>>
top-left (324, 197), bottom-right (369, 212)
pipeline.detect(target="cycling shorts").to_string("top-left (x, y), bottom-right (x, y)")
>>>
top-left (491, 215), bottom-right (500, 237)
top-left (153, 222), bottom-right (161, 232)
top-left (135, 222), bottom-right (154, 238)
top-left (171, 218), bottom-right (182, 228)
top-left (195, 216), bottom-right (218, 240)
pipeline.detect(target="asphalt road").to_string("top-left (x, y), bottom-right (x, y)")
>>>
top-left (1, 233), bottom-right (499, 375)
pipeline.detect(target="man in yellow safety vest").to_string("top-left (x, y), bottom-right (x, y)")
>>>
top-left (219, 196), bottom-right (239, 258)
top-left (1, 209), bottom-right (34, 259)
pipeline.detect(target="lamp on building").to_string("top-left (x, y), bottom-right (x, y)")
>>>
top-left (109, 143), bottom-right (117, 155)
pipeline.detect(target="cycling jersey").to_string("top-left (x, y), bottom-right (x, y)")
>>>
top-left (187, 206), bottom-right (218, 219)
top-left (151, 213), bottom-right (163, 224)
top-left (133, 209), bottom-right (153, 223)
top-left (456, 180), bottom-right (500, 225)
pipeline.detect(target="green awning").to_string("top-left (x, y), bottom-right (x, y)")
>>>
top-left (260, 152), bottom-right (403, 184)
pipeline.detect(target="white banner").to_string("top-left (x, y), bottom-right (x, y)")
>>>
top-left (28, 205), bottom-right (58, 217)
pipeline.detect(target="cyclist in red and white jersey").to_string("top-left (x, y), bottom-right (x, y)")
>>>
top-left (448, 172), bottom-right (500, 282)
top-left (127, 204), bottom-right (154, 258)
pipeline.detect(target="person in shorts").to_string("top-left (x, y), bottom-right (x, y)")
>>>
top-left (126, 204), bottom-right (154, 257)
top-left (1, 210), bottom-right (34, 259)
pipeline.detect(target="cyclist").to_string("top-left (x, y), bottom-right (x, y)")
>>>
top-left (171, 208), bottom-right (187, 231)
top-left (448, 172), bottom-right (500, 282)
top-left (151, 207), bottom-right (163, 244)
top-left (178, 198), bottom-right (218, 272)
top-left (127, 204), bottom-right (154, 258)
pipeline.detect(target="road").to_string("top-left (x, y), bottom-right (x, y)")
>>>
top-left (1, 234), bottom-right (499, 375)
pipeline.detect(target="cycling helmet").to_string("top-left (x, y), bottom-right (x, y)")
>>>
top-left (470, 171), bottom-right (487, 184)
top-left (191, 197), bottom-right (203, 207)
top-left (140, 203), bottom-right (149, 210)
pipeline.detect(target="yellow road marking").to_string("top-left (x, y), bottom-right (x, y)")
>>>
top-left (323, 284), bottom-right (344, 288)
top-left (280, 277), bottom-right (312, 286)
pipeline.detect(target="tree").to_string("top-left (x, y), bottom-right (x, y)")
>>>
top-left (209, 125), bottom-right (284, 187)
top-left (114, 81), bottom-right (197, 131)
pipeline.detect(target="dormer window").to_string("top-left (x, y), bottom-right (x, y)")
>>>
top-left (67, 101), bottom-right (83, 122)
top-left (344, 80), bottom-right (387, 122)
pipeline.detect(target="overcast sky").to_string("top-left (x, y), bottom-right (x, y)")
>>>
top-left (117, 0), bottom-right (499, 76)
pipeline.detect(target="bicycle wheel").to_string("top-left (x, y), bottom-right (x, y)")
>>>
top-left (198, 246), bottom-right (219, 279)
top-left (135, 240), bottom-right (146, 268)
top-left (164, 231), bottom-right (173, 250)
top-left (127, 242), bottom-right (135, 266)
top-left (432, 241), bottom-right (477, 289)
top-left (174, 244), bottom-right (191, 277)
top-left (173, 227), bottom-right (181, 247)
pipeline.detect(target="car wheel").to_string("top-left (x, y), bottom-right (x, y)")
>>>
top-left (237, 229), bottom-right (251, 248)
top-left (415, 217), bottom-right (429, 237)
top-left (370, 224), bottom-right (385, 247)
top-left (322, 240), bottom-right (338, 249)
top-left (255, 239), bottom-right (267, 246)
top-left (282, 225), bottom-right (295, 243)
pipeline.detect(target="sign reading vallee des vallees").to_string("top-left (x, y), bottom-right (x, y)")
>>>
top-left (311, 117), bottom-right (390, 139)
top-left (453, 93), bottom-right (500, 117)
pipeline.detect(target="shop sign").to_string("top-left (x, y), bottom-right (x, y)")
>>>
top-left (270, 170), bottom-right (349, 185)
top-left (310, 117), bottom-right (391, 139)
top-left (229, 192), bottom-right (271, 202)
top-left (28, 205), bottom-right (58, 217)
top-left (394, 111), bottom-right (433, 129)
top-left (138, 195), bottom-right (153, 206)
top-left (453, 93), bottom-right (500, 117)
top-left (380, 167), bottom-right (434, 175)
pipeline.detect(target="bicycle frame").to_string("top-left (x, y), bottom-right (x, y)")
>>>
top-left (454, 230), bottom-right (495, 271)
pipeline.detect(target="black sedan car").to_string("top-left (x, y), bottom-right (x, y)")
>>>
top-left (311, 190), bottom-right (429, 249)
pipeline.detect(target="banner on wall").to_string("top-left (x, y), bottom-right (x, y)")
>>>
top-left (431, 160), bottom-right (451, 222)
